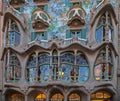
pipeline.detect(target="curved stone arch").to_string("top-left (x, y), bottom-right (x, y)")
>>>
top-left (25, 52), bottom-right (36, 68)
top-left (66, 87), bottom-right (89, 101)
top-left (3, 11), bottom-right (24, 32)
top-left (91, 87), bottom-right (116, 95)
top-left (25, 44), bottom-right (48, 54)
top-left (91, 3), bottom-right (117, 27)
top-left (4, 49), bottom-right (21, 64)
top-left (60, 51), bottom-right (74, 55)
top-left (4, 88), bottom-right (25, 101)
top-left (48, 86), bottom-right (65, 99)
top-left (90, 3), bottom-right (118, 44)
top-left (3, 12), bottom-right (23, 47)
top-left (94, 45), bottom-right (114, 65)
top-left (4, 88), bottom-right (25, 95)
top-left (27, 89), bottom-right (47, 101)
top-left (62, 43), bottom-right (89, 52)
top-left (94, 45), bottom-right (114, 81)
top-left (27, 88), bottom-right (46, 96)
top-left (25, 52), bottom-right (37, 81)
top-left (49, 42), bottom-right (59, 50)
top-left (90, 87), bottom-right (116, 101)
top-left (52, 49), bottom-right (58, 55)
top-left (4, 50), bottom-right (22, 82)
top-left (38, 52), bottom-right (50, 55)
top-left (90, 43), bottom-right (117, 78)
top-left (66, 87), bottom-right (89, 96)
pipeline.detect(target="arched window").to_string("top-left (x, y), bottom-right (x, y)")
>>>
top-left (26, 53), bottom-right (50, 83)
top-left (11, 94), bottom-right (24, 101)
top-left (35, 93), bottom-right (46, 101)
top-left (5, 90), bottom-right (24, 101)
top-left (5, 52), bottom-right (21, 82)
top-left (68, 93), bottom-right (81, 101)
top-left (6, 20), bottom-right (21, 47)
top-left (50, 93), bottom-right (64, 101)
top-left (94, 46), bottom-right (113, 81)
top-left (76, 52), bottom-right (89, 82)
top-left (91, 91), bottom-right (112, 101)
top-left (38, 53), bottom-right (50, 82)
top-left (60, 52), bottom-right (75, 82)
top-left (26, 53), bottom-right (37, 83)
top-left (96, 12), bottom-right (113, 43)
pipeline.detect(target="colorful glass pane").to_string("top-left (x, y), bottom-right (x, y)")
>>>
top-left (60, 53), bottom-right (75, 64)
top-left (6, 53), bottom-right (21, 81)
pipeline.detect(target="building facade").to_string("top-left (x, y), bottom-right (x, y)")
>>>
top-left (0, 0), bottom-right (120, 101)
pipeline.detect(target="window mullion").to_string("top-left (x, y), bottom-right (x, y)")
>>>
top-left (106, 45), bottom-right (109, 80)
top-left (36, 52), bottom-right (39, 82)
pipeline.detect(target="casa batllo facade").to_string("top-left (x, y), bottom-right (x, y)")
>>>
top-left (0, 0), bottom-right (120, 101)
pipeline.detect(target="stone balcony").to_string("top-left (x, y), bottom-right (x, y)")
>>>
top-left (27, 37), bottom-right (87, 49)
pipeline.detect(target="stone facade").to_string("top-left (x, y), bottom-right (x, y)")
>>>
top-left (0, 0), bottom-right (120, 101)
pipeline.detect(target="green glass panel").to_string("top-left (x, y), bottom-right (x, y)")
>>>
top-left (66, 30), bottom-right (71, 38)
top-left (81, 28), bottom-right (86, 39)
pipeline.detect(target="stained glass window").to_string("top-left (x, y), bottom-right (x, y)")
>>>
top-left (50, 93), bottom-right (64, 101)
top-left (38, 53), bottom-right (50, 82)
top-left (96, 14), bottom-right (106, 43)
top-left (60, 52), bottom-right (75, 82)
top-left (26, 53), bottom-right (37, 82)
top-left (7, 20), bottom-right (21, 47)
top-left (26, 53), bottom-right (50, 83)
top-left (6, 52), bottom-right (21, 82)
top-left (60, 52), bottom-right (89, 83)
top-left (11, 94), bottom-right (24, 101)
top-left (68, 93), bottom-right (81, 101)
top-left (76, 52), bottom-right (89, 82)
top-left (94, 47), bottom-right (113, 81)
top-left (35, 93), bottom-right (46, 101)
top-left (96, 12), bottom-right (113, 43)
top-left (91, 91), bottom-right (111, 101)
top-left (60, 53), bottom-right (75, 64)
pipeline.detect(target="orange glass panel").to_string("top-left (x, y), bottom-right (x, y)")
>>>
top-left (51, 93), bottom-right (64, 99)
top-left (36, 94), bottom-right (46, 99)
